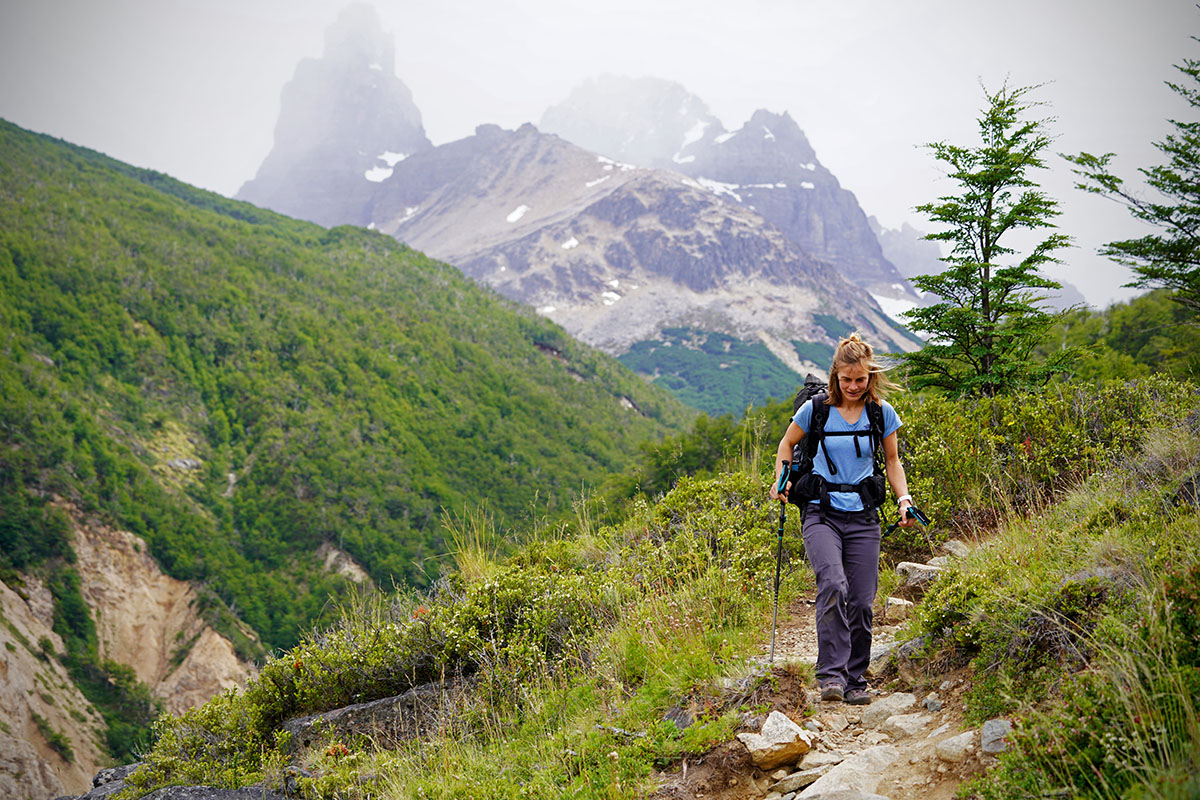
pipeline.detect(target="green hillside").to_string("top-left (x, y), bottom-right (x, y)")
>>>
top-left (0, 118), bottom-right (693, 654)
top-left (117, 378), bottom-right (1200, 799)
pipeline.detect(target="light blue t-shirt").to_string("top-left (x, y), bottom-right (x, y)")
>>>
top-left (792, 398), bottom-right (902, 512)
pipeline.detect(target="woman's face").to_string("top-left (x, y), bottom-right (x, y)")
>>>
top-left (837, 361), bottom-right (871, 403)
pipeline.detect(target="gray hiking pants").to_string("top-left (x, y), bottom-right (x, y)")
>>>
top-left (801, 505), bottom-right (881, 692)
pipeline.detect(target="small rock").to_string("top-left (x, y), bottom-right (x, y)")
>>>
top-left (881, 712), bottom-right (933, 739)
top-left (863, 731), bottom-right (891, 745)
top-left (737, 711), bottom-right (816, 770)
top-left (928, 555), bottom-right (951, 567)
top-left (861, 693), bottom-right (917, 728)
top-left (943, 539), bottom-right (971, 558)
top-left (772, 769), bottom-right (792, 781)
top-left (770, 764), bottom-right (834, 794)
top-left (665, 705), bottom-right (694, 730)
top-left (884, 596), bottom-right (914, 622)
top-left (805, 719), bottom-right (824, 732)
top-left (981, 718), bottom-right (1013, 754)
top-left (936, 730), bottom-right (975, 763)
top-left (922, 693), bottom-right (943, 712)
top-left (939, 680), bottom-right (953, 691)
top-left (824, 713), bottom-right (849, 733)
top-left (867, 640), bottom-right (897, 674)
top-left (896, 561), bottom-right (945, 588)
top-left (799, 751), bottom-right (845, 769)
top-left (927, 722), bottom-right (950, 738)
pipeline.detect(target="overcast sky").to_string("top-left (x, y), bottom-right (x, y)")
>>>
top-left (1, 0), bottom-right (1194, 307)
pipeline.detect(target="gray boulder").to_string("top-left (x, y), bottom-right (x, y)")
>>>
top-left (981, 718), bottom-right (1013, 754)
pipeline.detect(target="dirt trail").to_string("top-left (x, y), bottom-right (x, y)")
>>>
top-left (653, 595), bottom-right (991, 800)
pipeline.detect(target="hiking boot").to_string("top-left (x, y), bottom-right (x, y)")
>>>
top-left (845, 688), bottom-right (872, 705)
top-left (820, 683), bottom-right (845, 702)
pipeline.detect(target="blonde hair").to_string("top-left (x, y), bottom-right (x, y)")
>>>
top-left (826, 332), bottom-right (899, 406)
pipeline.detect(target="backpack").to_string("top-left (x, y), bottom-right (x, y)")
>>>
top-left (786, 375), bottom-right (887, 515)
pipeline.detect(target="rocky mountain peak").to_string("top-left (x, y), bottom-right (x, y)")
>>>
top-left (236, 3), bottom-right (431, 226)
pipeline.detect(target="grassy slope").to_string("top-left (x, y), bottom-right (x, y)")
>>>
top-left (0, 118), bottom-right (693, 656)
top-left (118, 379), bottom-right (1200, 799)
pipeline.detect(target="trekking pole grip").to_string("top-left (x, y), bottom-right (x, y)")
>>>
top-left (775, 460), bottom-right (790, 500)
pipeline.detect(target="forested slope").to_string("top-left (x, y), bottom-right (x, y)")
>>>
top-left (0, 118), bottom-right (692, 651)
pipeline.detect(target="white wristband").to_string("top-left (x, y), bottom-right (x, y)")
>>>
top-left (896, 494), bottom-right (912, 505)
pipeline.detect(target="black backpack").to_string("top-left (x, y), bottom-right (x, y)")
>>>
top-left (786, 375), bottom-right (887, 515)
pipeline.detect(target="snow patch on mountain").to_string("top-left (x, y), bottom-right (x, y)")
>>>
top-left (697, 178), bottom-right (742, 202)
top-left (364, 166), bottom-right (393, 182)
top-left (870, 292), bottom-right (920, 322)
top-left (506, 205), bottom-right (530, 223)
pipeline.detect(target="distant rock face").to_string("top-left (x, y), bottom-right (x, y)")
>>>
top-left (869, 218), bottom-right (944, 281)
top-left (541, 77), bottom-right (919, 303)
top-left (869, 216), bottom-right (1087, 312)
top-left (366, 123), bottom-right (916, 360)
top-left (236, 3), bottom-right (432, 225)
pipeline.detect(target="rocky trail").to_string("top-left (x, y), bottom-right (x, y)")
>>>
top-left (652, 540), bottom-right (1011, 800)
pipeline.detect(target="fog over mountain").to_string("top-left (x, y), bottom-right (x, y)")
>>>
top-left (237, 4), bottom-right (431, 225)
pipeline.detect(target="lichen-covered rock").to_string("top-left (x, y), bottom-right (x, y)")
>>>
top-left (280, 682), bottom-right (460, 754)
top-left (981, 718), bottom-right (1013, 754)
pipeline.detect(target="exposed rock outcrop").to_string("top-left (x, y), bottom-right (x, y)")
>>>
top-left (70, 506), bottom-right (254, 716)
top-left (0, 580), bottom-right (107, 798)
top-left (1, 505), bottom-right (256, 797)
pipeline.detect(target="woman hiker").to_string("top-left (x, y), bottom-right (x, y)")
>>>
top-left (769, 333), bottom-right (914, 705)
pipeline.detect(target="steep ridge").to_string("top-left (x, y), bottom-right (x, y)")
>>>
top-left (539, 76), bottom-right (921, 305)
top-left (0, 579), bottom-right (108, 799)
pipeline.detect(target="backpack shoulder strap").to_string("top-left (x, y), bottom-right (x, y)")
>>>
top-left (866, 400), bottom-right (886, 472)
top-left (805, 392), bottom-right (830, 456)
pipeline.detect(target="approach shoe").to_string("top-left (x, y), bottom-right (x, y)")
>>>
top-left (845, 688), bottom-right (872, 705)
top-left (820, 683), bottom-right (845, 702)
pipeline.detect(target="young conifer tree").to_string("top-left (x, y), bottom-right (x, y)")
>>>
top-left (1066, 44), bottom-right (1200, 318)
top-left (901, 83), bottom-right (1079, 396)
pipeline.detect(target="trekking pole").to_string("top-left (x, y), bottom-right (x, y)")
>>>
top-left (769, 461), bottom-right (790, 663)
top-left (884, 505), bottom-right (931, 536)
